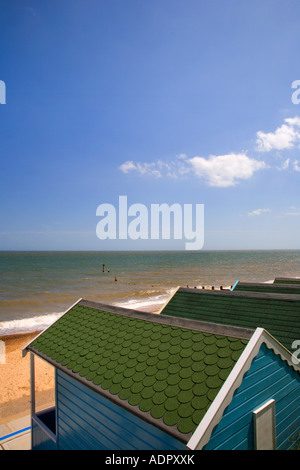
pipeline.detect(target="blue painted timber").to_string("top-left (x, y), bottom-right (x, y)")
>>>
top-left (55, 370), bottom-right (186, 450)
top-left (203, 344), bottom-right (300, 450)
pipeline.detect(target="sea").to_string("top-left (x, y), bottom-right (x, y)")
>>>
top-left (0, 250), bottom-right (300, 336)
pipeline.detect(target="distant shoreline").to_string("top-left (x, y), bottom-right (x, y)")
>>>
top-left (0, 285), bottom-right (232, 337)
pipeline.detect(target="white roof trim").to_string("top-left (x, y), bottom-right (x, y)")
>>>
top-left (22, 298), bottom-right (83, 357)
top-left (187, 327), bottom-right (300, 450)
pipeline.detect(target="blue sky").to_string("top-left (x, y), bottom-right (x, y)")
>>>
top-left (1, 0), bottom-right (300, 250)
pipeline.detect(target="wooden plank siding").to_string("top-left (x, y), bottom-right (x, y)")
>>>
top-left (202, 344), bottom-right (300, 450)
top-left (56, 370), bottom-right (186, 450)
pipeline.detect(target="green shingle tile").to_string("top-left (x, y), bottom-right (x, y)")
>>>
top-left (168, 363), bottom-right (181, 374)
top-left (141, 387), bottom-right (155, 400)
top-left (118, 387), bottom-right (131, 401)
top-left (128, 393), bottom-right (142, 407)
top-left (139, 398), bottom-right (153, 413)
top-left (178, 389), bottom-right (194, 404)
top-left (157, 350), bottom-right (170, 361)
top-left (142, 375), bottom-right (156, 387)
top-left (167, 374), bottom-right (181, 386)
top-left (204, 354), bottom-right (218, 366)
top-left (145, 364), bottom-right (158, 375)
top-left (192, 370), bottom-right (207, 385)
top-left (92, 375), bottom-right (102, 386)
top-left (179, 367), bottom-right (193, 379)
top-left (165, 397), bottom-right (179, 412)
top-left (179, 356), bottom-right (193, 368)
top-left (152, 391), bottom-right (166, 406)
top-left (168, 353), bottom-right (181, 365)
top-left (180, 348), bottom-right (191, 359)
top-left (205, 364), bottom-right (220, 377)
top-left (206, 374), bottom-right (223, 389)
top-left (165, 384), bottom-right (180, 398)
top-left (163, 411), bottom-right (179, 427)
top-left (151, 404), bottom-right (165, 419)
top-left (192, 395), bottom-right (209, 410)
top-left (179, 378), bottom-right (194, 391)
top-left (218, 356), bottom-right (234, 369)
top-left (178, 402), bottom-right (194, 418)
top-left (191, 361), bottom-right (205, 373)
top-left (177, 417), bottom-right (195, 434)
top-left (156, 369), bottom-right (168, 381)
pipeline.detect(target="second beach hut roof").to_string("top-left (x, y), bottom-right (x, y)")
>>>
top-left (232, 281), bottom-right (300, 295)
top-left (159, 287), bottom-right (300, 353)
top-left (24, 299), bottom-right (251, 443)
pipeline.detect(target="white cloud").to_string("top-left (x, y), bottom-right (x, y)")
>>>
top-left (120, 152), bottom-right (266, 187)
top-left (188, 153), bottom-right (266, 187)
top-left (256, 116), bottom-right (300, 152)
top-left (119, 161), bottom-right (162, 178)
top-left (276, 158), bottom-right (290, 171)
top-left (119, 155), bottom-right (191, 180)
top-left (285, 116), bottom-right (300, 127)
top-left (248, 208), bottom-right (271, 216)
top-left (120, 117), bottom-right (300, 187)
top-left (285, 206), bottom-right (300, 216)
top-left (119, 161), bottom-right (137, 173)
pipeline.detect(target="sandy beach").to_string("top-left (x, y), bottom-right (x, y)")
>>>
top-left (0, 332), bottom-right (55, 423)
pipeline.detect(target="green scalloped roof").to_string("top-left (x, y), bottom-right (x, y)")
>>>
top-left (26, 300), bottom-right (249, 443)
top-left (161, 288), bottom-right (300, 351)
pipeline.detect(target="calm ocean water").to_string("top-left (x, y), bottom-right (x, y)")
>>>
top-left (0, 250), bottom-right (300, 335)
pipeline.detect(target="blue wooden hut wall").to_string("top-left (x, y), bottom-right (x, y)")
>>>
top-left (32, 369), bottom-right (186, 451)
top-left (202, 344), bottom-right (300, 450)
top-left (56, 370), bottom-right (186, 450)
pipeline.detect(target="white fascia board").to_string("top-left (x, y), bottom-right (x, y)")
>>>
top-left (258, 329), bottom-right (300, 371)
top-left (22, 298), bottom-right (83, 357)
top-left (187, 327), bottom-right (300, 450)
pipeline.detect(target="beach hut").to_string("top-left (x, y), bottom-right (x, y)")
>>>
top-left (23, 298), bottom-right (300, 450)
top-left (231, 280), bottom-right (300, 295)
